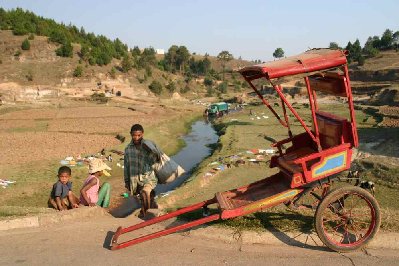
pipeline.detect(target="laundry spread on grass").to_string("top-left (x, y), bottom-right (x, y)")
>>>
top-left (1, 179), bottom-right (16, 189)
top-left (202, 148), bottom-right (276, 180)
top-left (59, 149), bottom-right (116, 172)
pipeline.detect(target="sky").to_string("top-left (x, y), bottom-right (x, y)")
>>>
top-left (0, 0), bottom-right (398, 61)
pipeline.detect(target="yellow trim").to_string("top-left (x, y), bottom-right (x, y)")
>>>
top-left (243, 189), bottom-right (301, 212)
top-left (311, 151), bottom-right (347, 178)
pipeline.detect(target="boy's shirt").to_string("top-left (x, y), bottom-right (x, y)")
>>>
top-left (124, 139), bottom-right (158, 184)
top-left (51, 181), bottom-right (72, 199)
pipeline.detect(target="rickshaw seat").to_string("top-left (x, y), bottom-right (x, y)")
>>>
top-left (315, 111), bottom-right (348, 149)
top-left (276, 111), bottom-right (350, 180)
top-left (277, 147), bottom-right (315, 173)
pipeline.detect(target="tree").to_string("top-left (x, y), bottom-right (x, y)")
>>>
top-left (176, 46), bottom-right (190, 74)
top-left (131, 46), bottom-right (141, 57)
top-left (148, 80), bottom-right (162, 95)
top-left (393, 31), bottom-right (399, 50)
top-left (49, 30), bottom-right (68, 44)
top-left (345, 39), bottom-right (362, 63)
top-left (12, 23), bottom-right (29, 36)
top-left (329, 42), bottom-right (340, 50)
top-left (21, 39), bottom-right (30, 50)
top-left (137, 47), bottom-right (156, 69)
top-left (56, 42), bottom-right (73, 57)
top-left (217, 50), bottom-right (233, 81)
top-left (352, 39), bottom-right (362, 61)
top-left (113, 38), bottom-right (128, 59)
top-left (363, 37), bottom-right (379, 58)
top-left (345, 41), bottom-right (354, 63)
top-left (371, 36), bottom-right (381, 50)
top-left (79, 44), bottom-right (90, 61)
top-left (164, 45), bottom-right (177, 72)
top-left (121, 55), bottom-right (132, 72)
top-left (202, 55), bottom-right (211, 75)
top-left (273, 48), bottom-right (284, 59)
top-left (164, 45), bottom-right (191, 73)
top-left (380, 29), bottom-right (393, 50)
top-left (0, 8), bottom-right (134, 66)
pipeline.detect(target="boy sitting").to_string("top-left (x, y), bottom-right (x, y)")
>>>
top-left (48, 166), bottom-right (79, 211)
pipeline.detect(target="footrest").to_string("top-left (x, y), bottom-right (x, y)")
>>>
top-left (216, 192), bottom-right (234, 210)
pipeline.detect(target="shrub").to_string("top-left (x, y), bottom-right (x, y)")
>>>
top-left (73, 65), bottom-right (83, 77)
top-left (110, 67), bottom-right (116, 79)
top-left (21, 39), bottom-right (30, 50)
top-left (218, 81), bottom-right (228, 93)
top-left (234, 83), bottom-right (241, 92)
top-left (148, 80), bottom-right (162, 95)
top-left (56, 42), bottom-right (73, 57)
top-left (26, 71), bottom-right (33, 81)
top-left (206, 86), bottom-right (214, 97)
top-left (90, 92), bottom-right (108, 103)
top-left (145, 66), bottom-right (152, 77)
top-left (28, 33), bottom-right (35, 40)
top-left (203, 76), bottom-right (213, 86)
top-left (180, 85), bottom-right (190, 94)
top-left (14, 50), bottom-right (21, 57)
top-left (165, 81), bottom-right (176, 92)
top-left (357, 56), bottom-right (365, 66)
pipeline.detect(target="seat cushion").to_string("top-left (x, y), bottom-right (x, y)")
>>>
top-left (277, 147), bottom-right (315, 173)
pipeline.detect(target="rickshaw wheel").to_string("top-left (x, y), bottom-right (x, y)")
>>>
top-left (314, 185), bottom-right (381, 252)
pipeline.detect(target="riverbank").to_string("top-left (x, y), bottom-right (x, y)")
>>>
top-left (158, 102), bottom-right (399, 233)
top-left (0, 98), bottom-right (203, 219)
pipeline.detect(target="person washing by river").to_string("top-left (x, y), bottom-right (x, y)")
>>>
top-left (124, 124), bottom-right (160, 217)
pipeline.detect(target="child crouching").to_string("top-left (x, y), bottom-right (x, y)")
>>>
top-left (80, 158), bottom-right (112, 208)
top-left (48, 166), bottom-right (80, 211)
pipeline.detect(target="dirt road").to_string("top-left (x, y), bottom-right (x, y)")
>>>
top-left (0, 214), bottom-right (397, 266)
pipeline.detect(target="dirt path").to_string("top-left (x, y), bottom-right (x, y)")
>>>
top-left (0, 214), bottom-right (397, 266)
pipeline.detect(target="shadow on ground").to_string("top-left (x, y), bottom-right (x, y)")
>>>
top-left (109, 196), bottom-right (141, 218)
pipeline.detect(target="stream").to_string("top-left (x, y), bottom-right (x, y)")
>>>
top-left (110, 119), bottom-right (219, 217)
top-left (156, 120), bottom-right (219, 194)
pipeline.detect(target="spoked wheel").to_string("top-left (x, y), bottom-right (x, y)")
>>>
top-left (315, 186), bottom-right (381, 252)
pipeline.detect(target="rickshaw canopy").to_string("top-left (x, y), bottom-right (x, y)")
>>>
top-left (239, 48), bottom-right (348, 83)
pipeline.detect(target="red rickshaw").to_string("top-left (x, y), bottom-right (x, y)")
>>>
top-left (111, 48), bottom-right (381, 252)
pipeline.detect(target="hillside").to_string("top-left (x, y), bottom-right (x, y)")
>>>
top-left (1, 24), bottom-right (398, 109)
top-left (0, 30), bottom-right (254, 104)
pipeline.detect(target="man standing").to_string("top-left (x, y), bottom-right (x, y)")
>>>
top-left (124, 124), bottom-right (159, 217)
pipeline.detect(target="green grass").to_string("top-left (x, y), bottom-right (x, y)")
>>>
top-left (0, 206), bottom-right (54, 220)
top-left (161, 101), bottom-right (399, 232)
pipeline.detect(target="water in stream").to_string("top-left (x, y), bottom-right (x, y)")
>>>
top-left (156, 120), bottom-right (219, 194)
